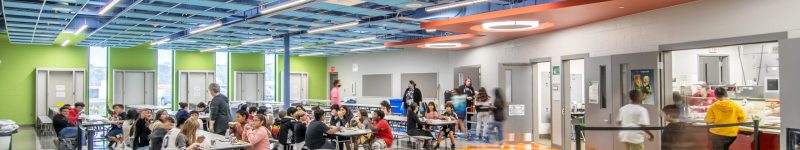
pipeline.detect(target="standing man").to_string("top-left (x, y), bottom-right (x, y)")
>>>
top-left (208, 83), bottom-right (231, 135)
top-left (330, 80), bottom-right (342, 105)
top-left (402, 80), bottom-right (422, 109)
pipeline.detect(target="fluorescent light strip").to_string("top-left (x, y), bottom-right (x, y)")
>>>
top-left (307, 22), bottom-right (359, 34)
top-left (61, 40), bottom-right (70, 47)
top-left (350, 46), bottom-right (385, 52)
top-left (260, 0), bottom-right (311, 14)
top-left (334, 37), bottom-right (377, 45)
top-left (189, 23), bottom-right (222, 35)
top-left (98, 0), bottom-right (122, 15)
top-left (426, 0), bottom-right (490, 12)
top-left (200, 46), bottom-right (228, 52)
top-left (242, 37), bottom-right (274, 45)
top-left (299, 52), bottom-right (324, 57)
top-left (150, 38), bottom-right (171, 46)
top-left (276, 47), bottom-right (304, 52)
top-left (74, 25), bottom-right (88, 35)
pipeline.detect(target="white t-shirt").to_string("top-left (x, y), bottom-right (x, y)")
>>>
top-left (617, 104), bottom-right (650, 144)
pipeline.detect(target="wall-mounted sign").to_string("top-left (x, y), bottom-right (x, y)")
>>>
top-left (552, 66), bottom-right (561, 75)
top-left (509, 105), bottom-right (525, 116)
top-left (589, 81), bottom-right (599, 104)
top-left (352, 63), bottom-right (359, 72)
top-left (330, 66), bottom-right (336, 73)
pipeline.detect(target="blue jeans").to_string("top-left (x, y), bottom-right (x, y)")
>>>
top-left (482, 121), bottom-right (504, 144)
top-left (58, 127), bottom-right (86, 145)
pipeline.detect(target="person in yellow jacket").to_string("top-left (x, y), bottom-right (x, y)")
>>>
top-left (705, 88), bottom-right (746, 150)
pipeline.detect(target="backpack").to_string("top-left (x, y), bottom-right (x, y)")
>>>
top-left (277, 118), bottom-right (296, 145)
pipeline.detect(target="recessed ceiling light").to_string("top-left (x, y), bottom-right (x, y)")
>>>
top-left (406, 3), bottom-right (423, 8)
top-left (425, 43), bottom-right (462, 49)
top-left (482, 21), bottom-right (540, 31)
top-left (619, 6), bottom-right (625, 9)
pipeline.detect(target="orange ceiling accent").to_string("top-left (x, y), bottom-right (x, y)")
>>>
top-left (393, 0), bottom-right (696, 50)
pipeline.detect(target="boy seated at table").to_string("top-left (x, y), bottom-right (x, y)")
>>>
top-left (306, 108), bottom-right (341, 150)
top-left (176, 102), bottom-right (190, 127)
top-left (277, 107), bottom-right (298, 150)
top-left (149, 117), bottom-right (175, 150)
top-left (67, 102), bottom-right (85, 125)
top-left (107, 104), bottom-right (127, 146)
top-left (189, 111), bottom-right (203, 129)
top-left (435, 103), bottom-right (458, 149)
top-left (293, 111), bottom-right (309, 150)
top-left (351, 109), bottom-right (373, 149)
top-left (54, 106), bottom-right (77, 139)
top-left (369, 110), bottom-right (393, 149)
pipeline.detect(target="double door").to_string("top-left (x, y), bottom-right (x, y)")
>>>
top-left (582, 52), bottom-right (662, 150)
top-left (179, 71), bottom-right (215, 104)
top-left (36, 69), bottom-right (86, 116)
top-left (113, 70), bottom-right (156, 105)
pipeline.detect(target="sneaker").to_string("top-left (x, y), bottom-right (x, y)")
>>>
top-left (451, 144), bottom-right (456, 149)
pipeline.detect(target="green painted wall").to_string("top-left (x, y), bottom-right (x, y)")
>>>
top-left (172, 51), bottom-right (215, 108)
top-left (0, 33), bottom-right (88, 125)
top-left (230, 53), bottom-right (265, 101)
top-left (108, 44), bottom-right (157, 108)
top-left (277, 55), bottom-right (329, 101)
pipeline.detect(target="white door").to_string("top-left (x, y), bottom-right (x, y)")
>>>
top-left (289, 73), bottom-right (308, 101)
top-left (124, 72), bottom-right (146, 105)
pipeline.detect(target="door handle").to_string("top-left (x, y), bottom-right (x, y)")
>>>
top-left (606, 113), bottom-right (613, 124)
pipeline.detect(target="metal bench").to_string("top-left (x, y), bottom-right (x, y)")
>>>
top-left (37, 116), bottom-right (54, 136)
top-left (410, 136), bottom-right (434, 149)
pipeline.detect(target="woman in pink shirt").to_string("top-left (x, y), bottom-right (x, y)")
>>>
top-left (330, 80), bottom-right (342, 105)
top-left (243, 114), bottom-right (272, 150)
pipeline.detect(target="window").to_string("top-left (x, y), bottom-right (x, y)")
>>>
top-left (265, 54), bottom-right (276, 101)
top-left (215, 52), bottom-right (229, 95)
top-left (88, 46), bottom-right (108, 116)
top-left (157, 50), bottom-right (173, 108)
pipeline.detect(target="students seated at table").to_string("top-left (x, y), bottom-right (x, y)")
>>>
top-left (406, 103), bottom-right (433, 147)
top-left (178, 119), bottom-right (205, 150)
top-left (231, 110), bottom-right (250, 140)
top-left (108, 104), bottom-right (127, 146)
top-left (150, 110), bottom-right (170, 131)
top-left (330, 105), bottom-right (354, 150)
top-left (257, 106), bottom-right (268, 115)
top-left (53, 106), bottom-right (77, 139)
top-left (424, 102), bottom-right (439, 120)
top-left (176, 102), bottom-right (190, 127)
top-left (67, 102), bottom-right (85, 125)
top-left (435, 103), bottom-right (458, 149)
top-left (296, 105), bottom-right (312, 121)
top-left (277, 107), bottom-right (298, 149)
top-left (197, 102), bottom-right (208, 114)
top-left (306, 109), bottom-right (341, 150)
top-left (247, 106), bottom-right (258, 122)
top-left (352, 109), bottom-right (373, 149)
top-left (379, 100), bottom-right (392, 115)
top-left (149, 117), bottom-right (175, 150)
top-left (273, 110), bottom-right (286, 138)
top-left (369, 109), bottom-right (393, 149)
top-left (122, 109), bottom-right (139, 148)
top-left (133, 108), bottom-right (154, 150)
top-left (292, 111), bottom-right (309, 150)
top-left (330, 105), bottom-right (352, 127)
top-left (243, 114), bottom-right (273, 150)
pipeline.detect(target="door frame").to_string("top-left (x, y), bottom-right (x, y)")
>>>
top-left (529, 57), bottom-right (552, 145)
top-left (558, 53), bottom-right (589, 150)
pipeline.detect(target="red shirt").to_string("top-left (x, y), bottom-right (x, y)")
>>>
top-left (372, 119), bottom-right (393, 147)
top-left (67, 108), bottom-right (80, 125)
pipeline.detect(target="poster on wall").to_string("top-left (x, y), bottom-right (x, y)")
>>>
top-left (630, 69), bottom-right (655, 105)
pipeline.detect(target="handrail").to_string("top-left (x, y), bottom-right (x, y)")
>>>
top-left (574, 120), bottom-right (760, 150)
